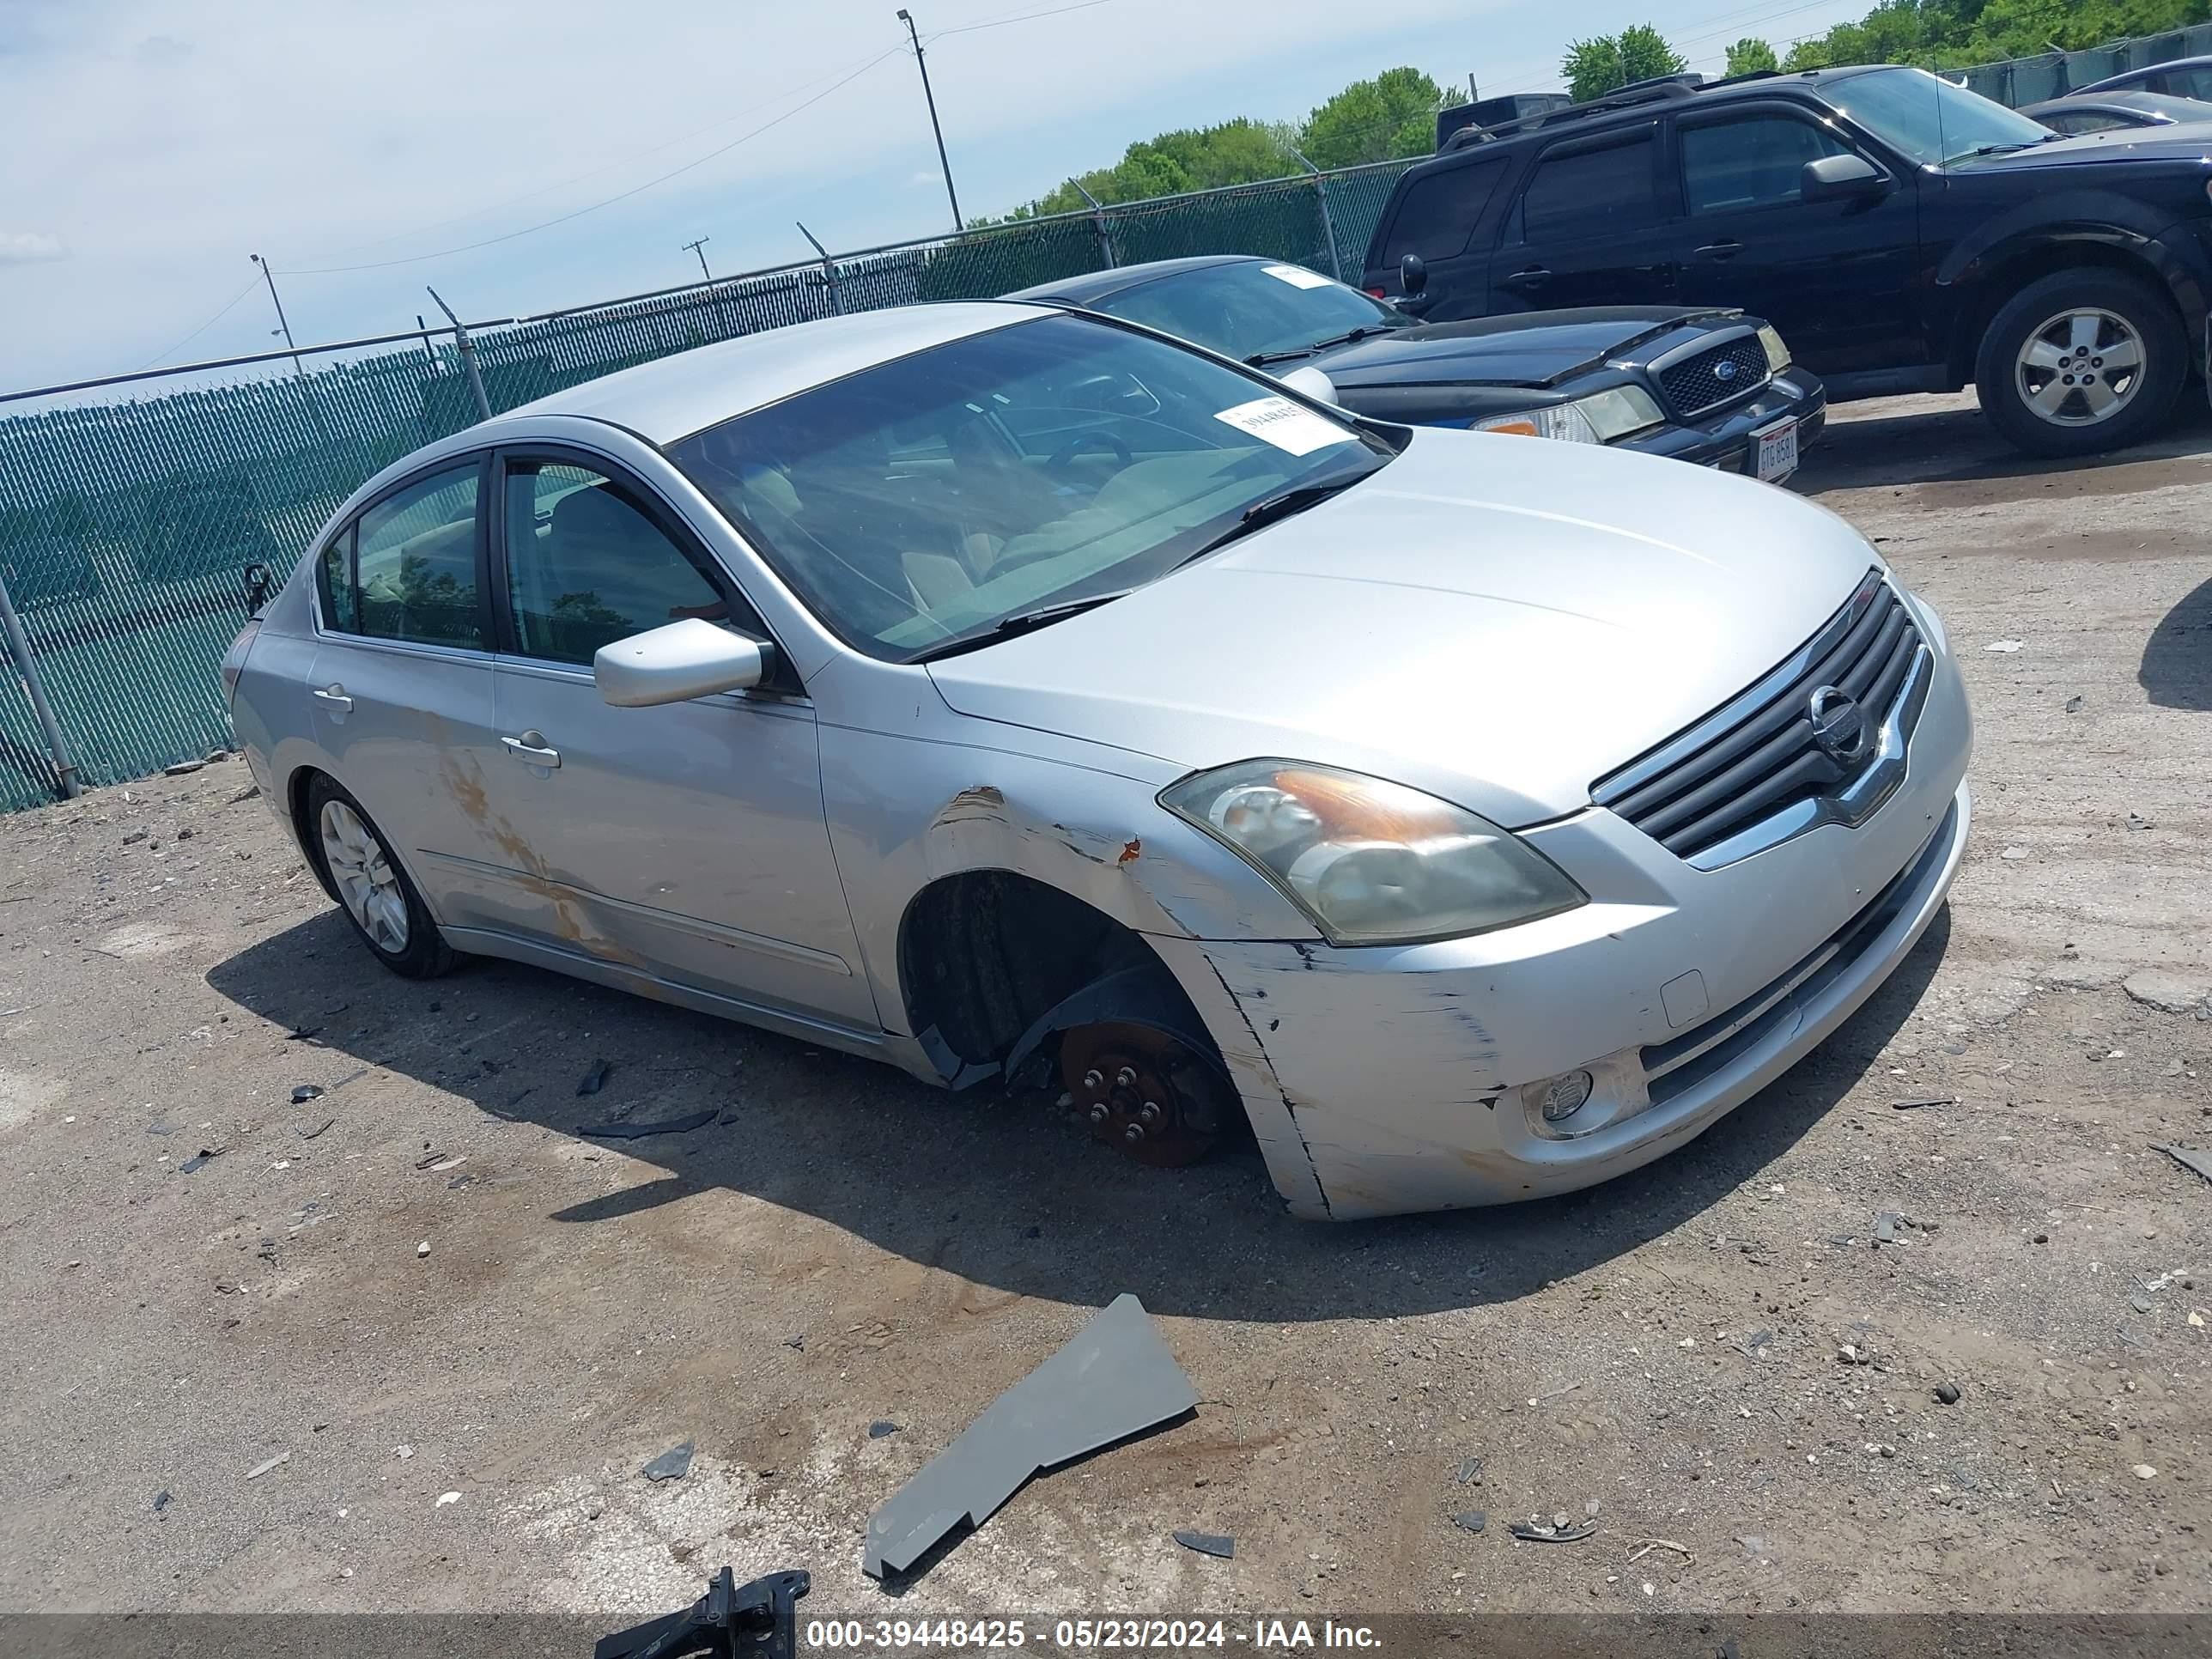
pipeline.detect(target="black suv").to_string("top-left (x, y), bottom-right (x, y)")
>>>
top-left (1361, 65), bottom-right (2212, 455)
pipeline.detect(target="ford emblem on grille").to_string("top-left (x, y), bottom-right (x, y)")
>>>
top-left (1808, 685), bottom-right (1869, 766)
top-left (1714, 359), bottom-right (1738, 382)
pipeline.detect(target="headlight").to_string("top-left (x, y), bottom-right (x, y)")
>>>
top-left (1160, 760), bottom-right (1586, 946)
top-left (1757, 324), bottom-right (1792, 373)
top-left (1472, 385), bottom-right (1663, 445)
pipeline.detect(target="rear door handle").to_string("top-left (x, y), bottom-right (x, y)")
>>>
top-left (312, 684), bottom-right (352, 710)
top-left (1693, 240), bottom-right (1744, 260)
top-left (501, 731), bottom-right (561, 769)
top-left (1500, 264), bottom-right (1552, 288)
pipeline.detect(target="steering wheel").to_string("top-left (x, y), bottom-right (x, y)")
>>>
top-left (1046, 428), bottom-right (1134, 477)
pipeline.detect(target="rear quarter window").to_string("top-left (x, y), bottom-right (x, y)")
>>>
top-left (1375, 157), bottom-right (1509, 266)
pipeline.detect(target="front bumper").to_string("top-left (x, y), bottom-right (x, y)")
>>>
top-left (1176, 615), bottom-right (1971, 1220)
top-left (1621, 370), bottom-right (1826, 477)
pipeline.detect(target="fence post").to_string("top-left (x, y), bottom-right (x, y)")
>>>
top-left (426, 287), bottom-right (493, 422)
top-left (1073, 184), bottom-right (1119, 268)
top-left (0, 568), bottom-right (80, 800)
top-left (1291, 149), bottom-right (1344, 282)
top-left (797, 223), bottom-right (842, 316)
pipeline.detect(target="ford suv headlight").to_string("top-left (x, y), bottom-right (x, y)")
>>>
top-left (1472, 385), bottom-right (1663, 445)
top-left (1161, 761), bottom-right (1586, 945)
top-left (1757, 324), bottom-right (1792, 373)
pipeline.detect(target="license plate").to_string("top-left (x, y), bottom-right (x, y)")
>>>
top-left (1753, 418), bottom-right (1799, 483)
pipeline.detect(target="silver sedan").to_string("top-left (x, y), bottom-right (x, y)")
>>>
top-left (223, 301), bottom-right (1972, 1219)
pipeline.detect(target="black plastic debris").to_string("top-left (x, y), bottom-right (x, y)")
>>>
top-left (178, 1149), bottom-right (222, 1173)
top-left (1173, 1529), bottom-right (1233, 1559)
top-left (863, 1293), bottom-right (1196, 1581)
top-left (1451, 1510), bottom-right (1486, 1534)
top-left (579, 1109), bottom-right (717, 1141)
top-left (1934, 1382), bottom-right (1961, 1405)
top-left (1507, 1518), bottom-right (1598, 1544)
top-left (578, 1058), bottom-right (613, 1097)
top-left (641, 1442), bottom-right (695, 1483)
top-left (782, 1334), bottom-right (805, 1352)
top-left (297, 1118), bottom-right (335, 1141)
top-left (286, 1025), bottom-right (323, 1042)
top-left (595, 1565), bottom-right (809, 1659)
top-left (292, 1085), bottom-right (323, 1104)
top-left (1455, 1454), bottom-right (1484, 1485)
top-left (868, 1421), bottom-right (901, 1439)
top-left (1891, 1096), bottom-right (1954, 1111)
top-left (2154, 1144), bottom-right (2212, 1186)
top-left (1875, 1212), bottom-right (1899, 1245)
top-left (153, 1490), bottom-right (172, 1514)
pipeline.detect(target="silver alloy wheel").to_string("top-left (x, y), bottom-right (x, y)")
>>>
top-left (319, 799), bottom-right (410, 954)
top-left (2014, 307), bottom-right (2144, 428)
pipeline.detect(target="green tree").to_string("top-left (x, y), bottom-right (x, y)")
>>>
top-left (1725, 36), bottom-right (1780, 75)
top-left (1299, 67), bottom-right (1450, 167)
top-left (1562, 23), bottom-right (1687, 101)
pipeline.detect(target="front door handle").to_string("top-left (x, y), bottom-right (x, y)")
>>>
top-left (1500, 264), bottom-right (1552, 288)
top-left (312, 684), bottom-right (352, 709)
top-left (501, 731), bottom-right (561, 769)
top-left (1693, 240), bottom-right (1744, 260)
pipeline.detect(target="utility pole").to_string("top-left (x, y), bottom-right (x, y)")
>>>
top-left (248, 252), bottom-right (302, 374)
top-left (896, 9), bottom-right (963, 233)
top-left (683, 236), bottom-right (713, 280)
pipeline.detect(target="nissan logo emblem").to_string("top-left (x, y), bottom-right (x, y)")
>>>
top-left (1808, 685), bottom-right (1869, 766)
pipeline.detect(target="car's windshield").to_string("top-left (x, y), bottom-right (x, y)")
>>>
top-left (1089, 262), bottom-right (1413, 363)
top-left (668, 312), bottom-right (1394, 662)
top-left (1822, 66), bottom-right (2057, 165)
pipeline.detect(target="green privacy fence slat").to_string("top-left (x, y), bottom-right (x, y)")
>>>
top-left (0, 160), bottom-right (1416, 813)
top-left (1959, 21), bottom-right (2212, 106)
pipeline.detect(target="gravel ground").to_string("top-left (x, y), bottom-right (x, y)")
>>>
top-left (3, 391), bottom-right (2211, 1623)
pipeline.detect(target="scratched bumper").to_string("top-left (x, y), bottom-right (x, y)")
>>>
top-left (1190, 629), bottom-right (1972, 1220)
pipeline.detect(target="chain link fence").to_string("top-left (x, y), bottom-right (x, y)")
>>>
top-left (1958, 21), bottom-right (2212, 106)
top-left (0, 157), bottom-right (1415, 812)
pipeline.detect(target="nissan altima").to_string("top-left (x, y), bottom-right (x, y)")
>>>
top-left (223, 301), bottom-right (1972, 1219)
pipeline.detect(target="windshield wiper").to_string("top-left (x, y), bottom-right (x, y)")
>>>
top-left (1176, 475), bottom-right (1372, 565)
top-left (1245, 325), bottom-right (1400, 367)
top-left (906, 590), bottom-right (1131, 663)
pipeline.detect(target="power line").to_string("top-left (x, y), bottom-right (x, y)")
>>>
top-left (929, 0), bottom-right (1115, 40)
top-left (303, 45), bottom-right (914, 264)
top-left (131, 277), bottom-right (258, 373)
top-left (280, 46), bottom-right (903, 276)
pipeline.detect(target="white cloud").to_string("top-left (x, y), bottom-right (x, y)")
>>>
top-left (0, 230), bottom-right (65, 264)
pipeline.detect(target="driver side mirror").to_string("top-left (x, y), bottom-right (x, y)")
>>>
top-left (1801, 153), bottom-right (1889, 204)
top-left (1398, 252), bottom-right (1429, 296)
top-left (594, 617), bottom-right (770, 708)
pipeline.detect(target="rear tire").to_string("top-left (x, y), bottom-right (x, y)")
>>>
top-left (306, 775), bottom-right (459, 980)
top-left (1974, 268), bottom-right (2185, 458)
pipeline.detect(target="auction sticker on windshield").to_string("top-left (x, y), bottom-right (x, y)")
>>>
top-left (1261, 264), bottom-right (1334, 289)
top-left (1215, 395), bottom-right (1356, 456)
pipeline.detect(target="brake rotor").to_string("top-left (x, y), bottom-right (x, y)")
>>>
top-left (1058, 1021), bottom-right (1224, 1169)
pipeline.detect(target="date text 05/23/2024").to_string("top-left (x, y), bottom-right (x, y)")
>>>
top-left (803, 1618), bottom-right (1383, 1650)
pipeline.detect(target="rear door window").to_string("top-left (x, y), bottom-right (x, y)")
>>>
top-left (349, 463), bottom-right (485, 648)
top-left (2164, 65), bottom-right (2212, 100)
top-left (1518, 131), bottom-right (1661, 241)
top-left (1680, 113), bottom-right (1852, 214)
top-left (1377, 158), bottom-right (1509, 264)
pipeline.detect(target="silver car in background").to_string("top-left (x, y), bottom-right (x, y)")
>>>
top-left (223, 301), bottom-right (1972, 1219)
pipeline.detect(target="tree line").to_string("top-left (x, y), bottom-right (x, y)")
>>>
top-left (978, 0), bottom-right (2210, 226)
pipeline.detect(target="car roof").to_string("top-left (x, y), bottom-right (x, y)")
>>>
top-left (2077, 54), bottom-right (2212, 94)
top-left (1004, 255), bottom-right (1267, 307)
top-left (2024, 89), bottom-right (2208, 118)
top-left (497, 301), bottom-right (1037, 443)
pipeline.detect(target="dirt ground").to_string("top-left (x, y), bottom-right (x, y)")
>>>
top-left (4, 389), bottom-right (2212, 1626)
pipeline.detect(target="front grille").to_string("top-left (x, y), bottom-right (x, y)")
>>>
top-left (1658, 335), bottom-right (1770, 417)
top-left (1592, 574), bottom-right (1925, 863)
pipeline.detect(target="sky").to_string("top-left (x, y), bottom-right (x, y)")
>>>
top-left (0, 0), bottom-right (1879, 391)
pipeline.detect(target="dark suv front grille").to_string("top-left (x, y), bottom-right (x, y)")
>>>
top-left (1591, 574), bottom-right (1926, 864)
top-left (1657, 335), bottom-right (1770, 418)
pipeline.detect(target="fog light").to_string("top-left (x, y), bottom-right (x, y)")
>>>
top-left (1534, 1070), bottom-right (1595, 1122)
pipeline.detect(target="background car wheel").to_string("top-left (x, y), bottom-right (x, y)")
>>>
top-left (307, 775), bottom-right (458, 980)
top-left (1975, 269), bottom-right (2185, 458)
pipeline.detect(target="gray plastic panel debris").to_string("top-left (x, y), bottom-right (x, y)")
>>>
top-left (862, 1292), bottom-right (1195, 1580)
top-left (2154, 1144), bottom-right (2212, 1185)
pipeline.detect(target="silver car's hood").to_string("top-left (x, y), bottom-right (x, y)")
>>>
top-left (927, 428), bottom-right (1881, 826)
